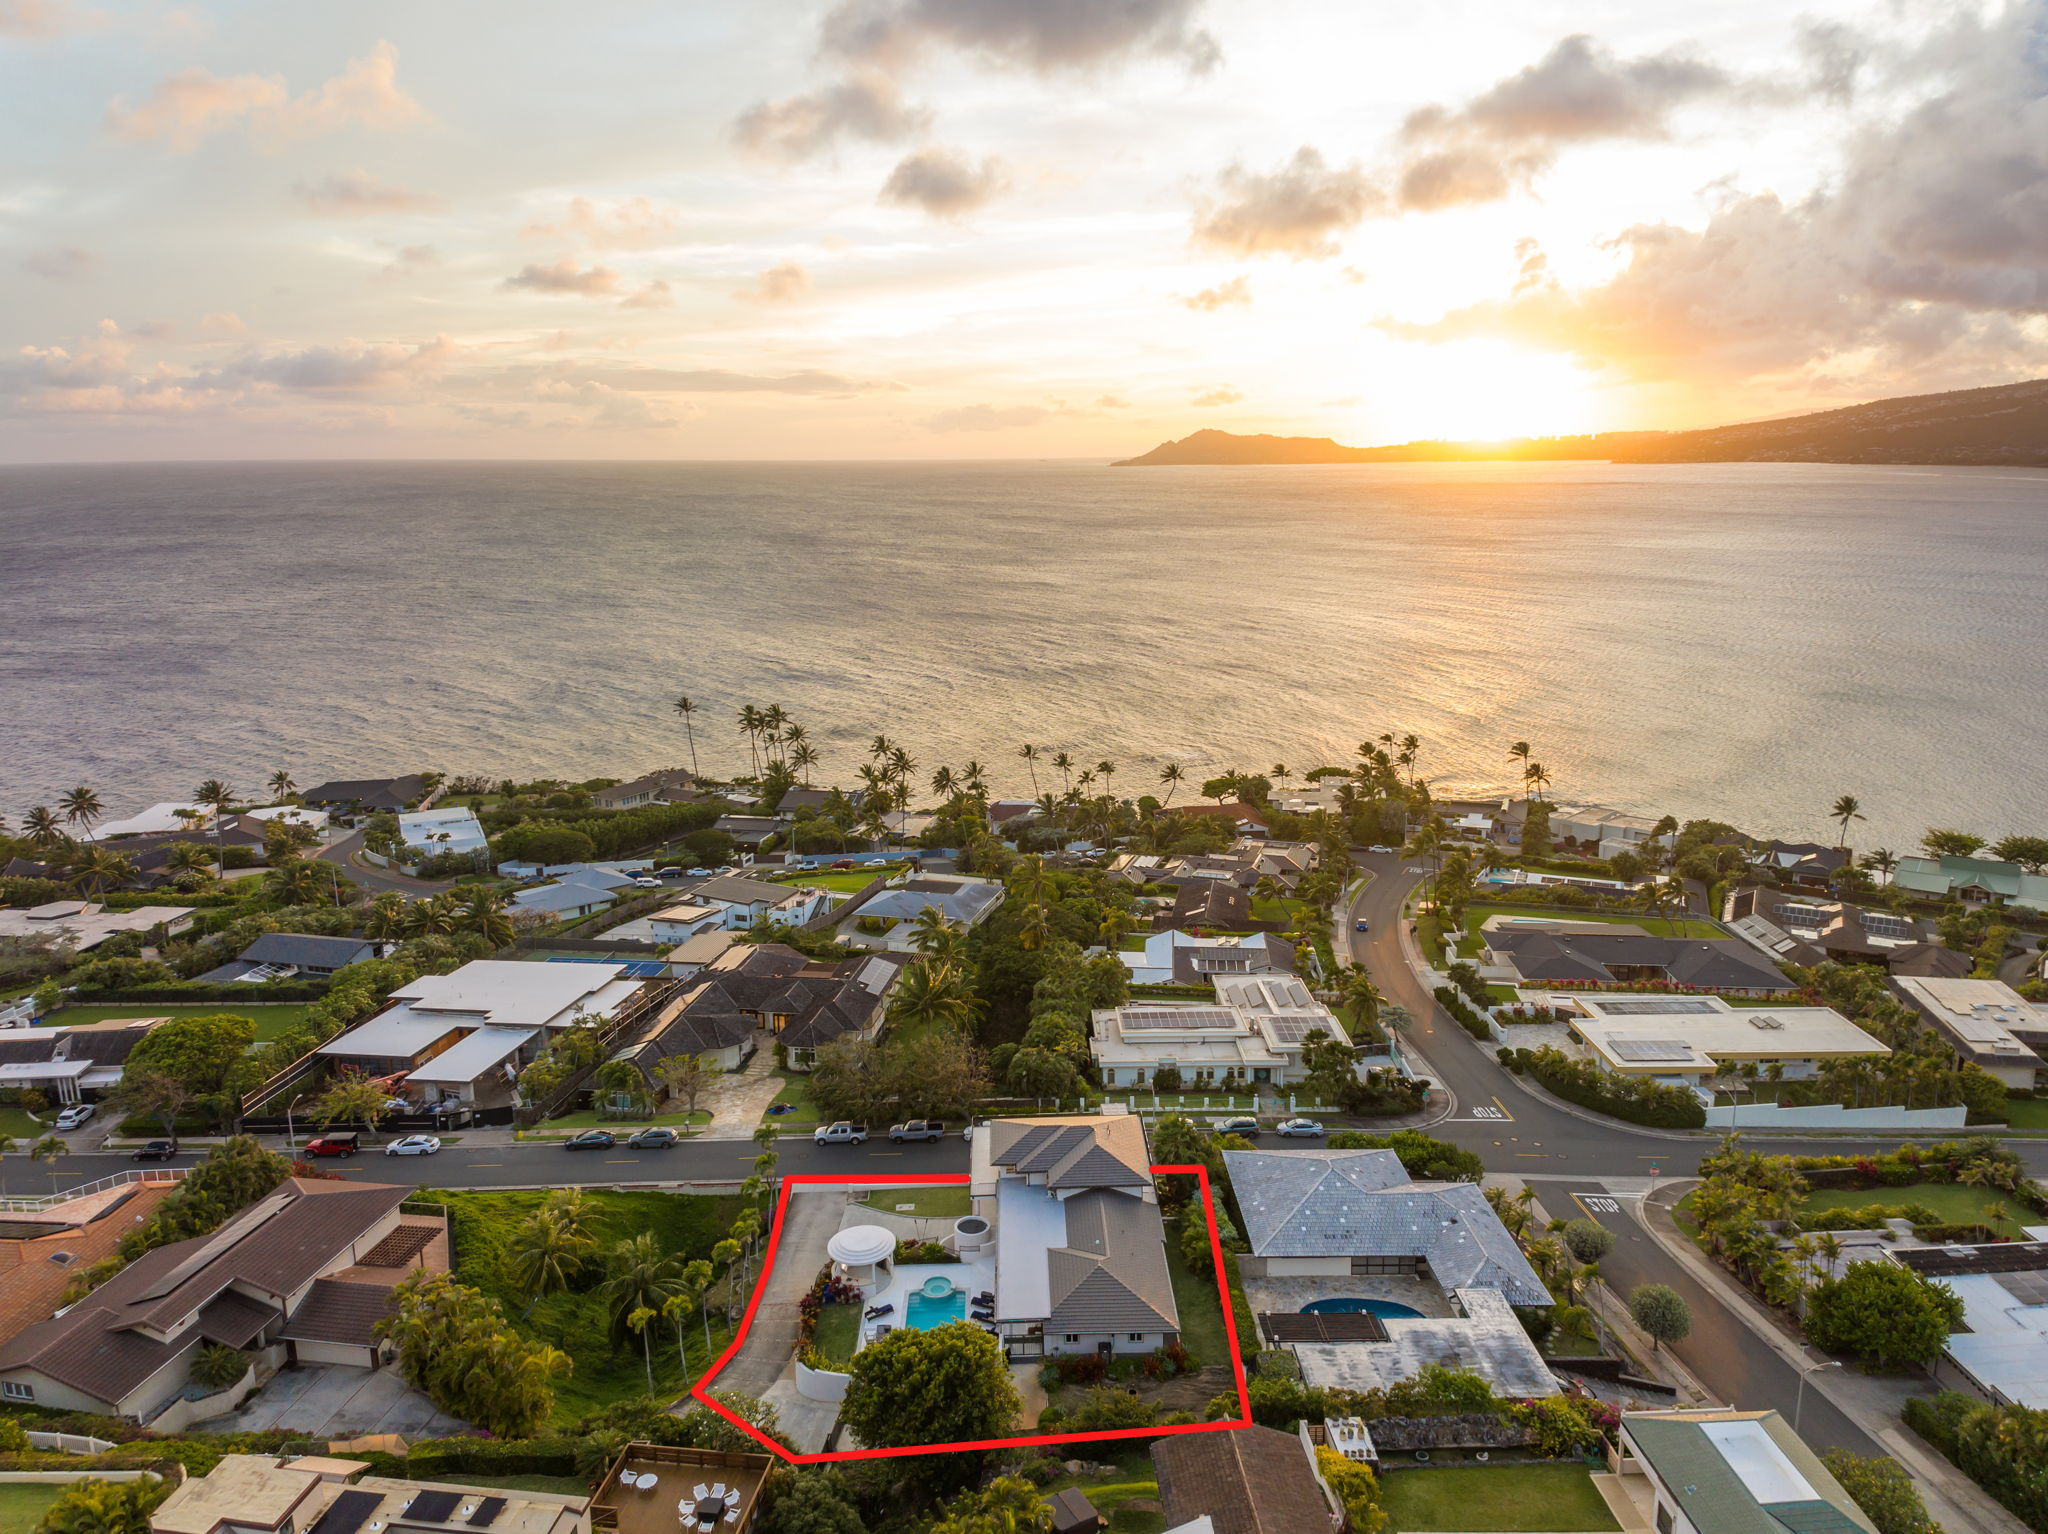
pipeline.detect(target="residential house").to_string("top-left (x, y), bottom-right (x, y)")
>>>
top-left (1120, 930), bottom-right (1297, 987)
top-left (1887, 1240), bottom-right (2048, 1409)
top-left (1736, 840), bottom-right (1850, 887)
top-left (0, 901), bottom-right (195, 952)
top-left (1481, 923), bottom-right (1798, 993)
top-left (974, 1114), bottom-right (1180, 1359)
top-left (712, 815), bottom-right (783, 849)
top-left (0, 1179), bottom-right (445, 1427)
top-left (690, 875), bottom-right (828, 930)
top-left (842, 875), bottom-right (1004, 948)
top-left (1090, 974), bottom-right (1361, 1090)
top-left (1554, 993), bottom-right (1889, 1087)
top-left (612, 943), bottom-right (900, 1076)
top-left (646, 903), bottom-right (726, 943)
top-left (1226, 1147), bottom-right (1555, 1398)
top-left (1724, 887), bottom-right (1961, 976)
top-left (318, 960), bottom-right (645, 1108)
top-left (241, 805), bottom-right (331, 834)
top-left (1241, 839), bottom-right (1318, 884)
top-left (396, 807), bottom-right (488, 861)
top-left (1150, 1426), bottom-right (1341, 1534)
top-left (663, 931), bottom-right (736, 976)
top-left (88, 804), bottom-right (213, 840)
top-left (1158, 881), bottom-right (1253, 932)
top-left (1889, 974), bottom-right (2048, 1090)
top-left (0, 1018), bottom-right (164, 1105)
top-left (987, 799), bottom-right (1038, 828)
top-left (196, 933), bottom-right (377, 985)
top-left (593, 769), bottom-right (704, 809)
top-left (1161, 801), bottom-right (1274, 838)
top-left (770, 786), bottom-right (863, 817)
top-left (299, 776), bottom-right (429, 814)
top-left (153, 1455), bottom-right (589, 1534)
top-left (509, 874), bottom-right (627, 922)
top-left (1611, 1409), bottom-right (1877, 1534)
top-left (1532, 802), bottom-right (1669, 860)
top-left (593, 1443), bottom-right (773, 1534)
top-left (1895, 854), bottom-right (2048, 912)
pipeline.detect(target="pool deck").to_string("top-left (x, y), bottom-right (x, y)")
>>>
top-left (859, 1257), bottom-right (997, 1350)
top-left (1241, 1273), bottom-right (1456, 1322)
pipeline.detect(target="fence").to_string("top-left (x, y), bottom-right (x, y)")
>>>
top-left (803, 873), bottom-right (889, 931)
top-left (512, 979), bottom-right (684, 1126)
top-left (0, 1167), bottom-right (185, 1214)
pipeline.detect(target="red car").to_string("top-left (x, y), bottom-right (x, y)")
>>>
top-left (304, 1133), bottom-right (360, 1157)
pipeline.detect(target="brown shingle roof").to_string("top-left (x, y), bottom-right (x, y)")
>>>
top-left (1151, 1428), bottom-right (1332, 1534)
top-left (280, 1279), bottom-right (394, 1347)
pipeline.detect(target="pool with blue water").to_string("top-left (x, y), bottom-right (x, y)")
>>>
top-left (905, 1287), bottom-right (966, 1329)
top-left (1300, 1298), bottom-right (1425, 1319)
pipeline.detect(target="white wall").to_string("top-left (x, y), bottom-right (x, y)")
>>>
top-left (1263, 1257), bottom-right (1351, 1277)
top-left (1702, 1101), bottom-right (1970, 1130)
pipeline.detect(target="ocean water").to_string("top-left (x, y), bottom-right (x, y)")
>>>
top-left (2, 458), bottom-right (2044, 851)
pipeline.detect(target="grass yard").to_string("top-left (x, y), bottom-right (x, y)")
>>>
top-left (1797, 1181), bottom-right (2028, 1239)
top-left (413, 1474), bottom-right (590, 1496)
top-left (1162, 1217), bottom-right (1233, 1368)
top-left (1382, 1465), bottom-right (1620, 1532)
top-left (0, 1484), bottom-right (64, 1534)
top-left (776, 870), bottom-right (879, 893)
top-left (860, 1186), bottom-right (970, 1219)
top-left (1455, 904), bottom-right (1724, 959)
top-left (0, 1107), bottom-right (47, 1140)
top-left (40, 1002), bottom-right (312, 1043)
top-left (764, 1073), bottom-right (821, 1126)
top-left (2000, 1096), bottom-right (2048, 1129)
top-left (1251, 896), bottom-right (1309, 925)
top-left (439, 1187), bottom-right (748, 1423)
top-left (1120, 934), bottom-right (1149, 952)
top-left (812, 1301), bottom-right (861, 1365)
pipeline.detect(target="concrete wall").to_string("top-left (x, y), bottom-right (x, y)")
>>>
top-left (1045, 1331), bottom-right (1171, 1356)
top-left (1701, 1102), bottom-right (1970, 1130)
top-left (291, 1340), bottom-right (378, 1368)
top-left (795, 1360), bottom-right (850, 1402)
top-left (1245, 1256), bottom-right (1351, 1278)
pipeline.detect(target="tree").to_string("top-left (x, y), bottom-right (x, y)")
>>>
top-left (1862, 848), bottom-right (1900, 884)
top-left (191, 1341), bottom-right (249, 1391)
top-left (1920, 829), bottom-right (1985, 858)
top-left (1316, 1446), bottom-right (1390, 1534)
top-left (109, 1070), bottom-right (191, 1145)
top-left (1819, 1451), bottom-right (1942, 1534)
top-left (928, 1477), bottom-right (1052, 1534)
top-left (887, 956), bottom-right (982, 1036)
top-left (37, 1477), bottom-right (168, 1534)
top-left (126, 1013), bottom-right (258, 1095)
top-left (602, 1232), bottom-right (685, 1393)
top-left (59, 785), bottom-right (104, 838)
top-left (1629, 1284), bottom-right (1691, 1351)
top-left (1562, 1218), bottom-right (1616, 1265)
top-left (1830, 795), bottom-right (1866, 848)
top-left (1805, 1260), bottom-right (1961, 1369)
top-left (1992, 834), bottom-right (2048, 873)
top-left (381, 1269), bottom-right (570, 1437)
top-left (22, 806), bottom-right (64, 847)
top-left (310, 1073), bottom-right (393, 1137)
top-left (658, 1051), bottom-right (719, 1114)
top-left (71, 846), bottom-right (136, 899)
top-left (192, 778), bottom-right (237, 876)
top-left (268, 768), bottom-right (296, 801)
top-left (507, 1208), bottom-right (594, 1317)
top-left (839, 1322), bottom-right (1020, 1449)
top-left (673, 695), bottom-right (701, 777)
top-left (761, 1474), bottom-right (868, 1534)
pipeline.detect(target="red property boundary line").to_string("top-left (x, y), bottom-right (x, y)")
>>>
top-left (691, 1165), bottom-right (1253, 1463)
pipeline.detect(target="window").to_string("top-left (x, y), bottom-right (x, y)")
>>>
top-left (1128, 1333), bottom-right (1145, 1342)
top-left (2, 1382), bottom-right (31, 1402)
top-left (1655, 1504), bottom-right (1673, 1534)
top-left (1064, 1335), bottom-right (1080, 1343)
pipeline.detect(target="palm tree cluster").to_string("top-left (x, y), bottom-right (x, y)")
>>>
top-left (1506, 741), bottom-right (1550, 799)
top-left (381, 1268), bottom-right (571, 1437)
top-left (362, 886), bottom-right (515, 947)
top-left (734, 703), bottom-right (816, 782)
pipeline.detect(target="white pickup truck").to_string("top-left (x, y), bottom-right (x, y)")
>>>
top-left (814, 1120), bottom-right (869, 1145)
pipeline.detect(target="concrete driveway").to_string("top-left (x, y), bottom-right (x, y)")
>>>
top-left (201, 1364), bottom-right (468, 1439)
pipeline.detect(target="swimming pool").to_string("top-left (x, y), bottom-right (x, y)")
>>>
top-left (905, 1286), bottom-right (966, 1329)
top-left (1301, 1298), bottom-right (1424, 1319)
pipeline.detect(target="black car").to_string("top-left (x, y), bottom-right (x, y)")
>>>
top-left (564, 1130), bottom-right (617, 1150)
top-left (628, 1127), bottom-right (678, 1148)
top-left (132, 1140), bottom-right (178, 1161)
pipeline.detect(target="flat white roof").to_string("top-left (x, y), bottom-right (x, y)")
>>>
top-left (243, 804), bottom-right (329, 828)
top-left (651, 903), bottom-right (720, 924)
top-left (404, 1026), bottom-right (537, 1084)
top-left (388, 960), bottom-right (635, 1027)
top-left (1576, 1005), bottom-right (1886, 1066)
top-left (318, 1009), bottom-right (466, 1059)
top-left (90, 803), bottom-right (209, 839)
top-left (1698, 1419), bottom-right (1816, 1505)
top-left (1894, 976), bottom-right (2048, 1049)
top-left (993, 1172), bottom-right (1068, 1323)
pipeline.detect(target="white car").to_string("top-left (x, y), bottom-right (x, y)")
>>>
top-left (1366, 844), bottom-right (1394, 854)
top-left (384, 1135), bottom-right (442, 1156)
top-left (631, 876), bottom-right (661, 888)
top-left (1275, 1118), bottom-right (1326, 1138)
top-left (53, 1103), bottom-right (96, 1131)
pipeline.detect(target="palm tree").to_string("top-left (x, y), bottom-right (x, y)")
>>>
top-left (760, 705), bottom-right (790, 764)
top-left (1158, 762), bottom-right (1186, 809)
top-left (22, 806), bottom-right (63, 847)
top-left (192, 778), bottom-right (236, 876)
top-left (908, 908), bottom-right (966, 959)
top-left (59, 785), bottom-right (103, 838)
top-left (1829, 795), bottom-right (1865, 848)
top-left (364, 891), bottom-right (408, 940)
top-left (456, 886), bottom-right (515, 948)
top-left (1017, 743), bottom-right (1041, 797)
top-left (931, 765), bottom-right (957, 801)
top-left (73, 846), bottom-right (136, 899)
top-left (1051, 752), bottom-right (1074, 792)
top-left (1096, 760), bottom-right (1117, 801)
top-left (791, 742), bottom-right (820, 784)
top-left (736, 705), bottom-right (765, 776)
top-left (1860, 848), bottom-right (1898, 884)
top-left (28, 1134), bottom-right (67, 1192)
top-left (600, 1233), bottom-right (683, 1394)
top-left (887, 957), bottom-right (982, 1035)
top-left (1509, 741), bottom-right (1531, 770)
top-left (673, 695), bottom-right (701, 777)
top-left (507, 1209), bottom-right (593, 1317)
top-left (1523, 761), bottom-right (1550, 800)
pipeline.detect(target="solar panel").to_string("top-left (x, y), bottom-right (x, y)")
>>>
top-left (406, 1491), bottom-right (463, 1523)
top-left (1895, 1241), bottom-right (2048, 1277)
top-left (1862, 914), bottom-right (1915, 940)
top-left (1119, 1009), bottom-right (1239, 1030)
top-left (1259, 1311), bottom-right (1390, 1343)
top-left (1609, 1039), bottom-right (1696, 1062)
top-left (1592, 998), bottom-right (1716, 1015)
top-left (467, 1500), bottom-right (507, 1528)
top-left (1997, 1271), bottom-right (2048, 1307)
top-left (1264, 1018), bottom-right (1339, 1044)
top-left (311, 1491), bottom-right (383, 1534)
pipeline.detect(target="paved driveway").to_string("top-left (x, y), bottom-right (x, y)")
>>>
top-left (201, 1364), bottom-right (468, 1439)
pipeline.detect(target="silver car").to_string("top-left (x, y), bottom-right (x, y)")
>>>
top-left (384, 1134), bottom-right (442, 1156)
top-left (1275, 1118), bottom-right (1325, 1137)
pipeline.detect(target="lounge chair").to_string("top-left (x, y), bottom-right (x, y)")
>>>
top-left (864, 1303), bottom-right (894, 1320)
top-left (973, 1291), bottom-right (994, 1304)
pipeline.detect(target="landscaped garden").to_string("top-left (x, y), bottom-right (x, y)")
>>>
top-left (858, 1186), bottom-right (971, 1219)
top-left (1161, 1217), bottom-right (1233, 1366)
top-left (1379, 1464), bottom-right (1620, 1532)
top-left (1453, 904), bottom-right (1723, 960)
top-left (40, 1002), bottom-right (312, 1043)
top-left (810, 1300), bottom-right (861, 1364)
top-left (776, 869), bottom-right (880, 893)
top-left (1796, 1181), bottom-right (2028, 1239)
top-left (0, 1484), bottom-right (64, 1534)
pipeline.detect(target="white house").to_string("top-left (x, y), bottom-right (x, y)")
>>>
top-left (0, 901), bottom-right (195, 952)
top-left (86, 803), bottom-right (212, 840)
top-left (1612, 1410), bottom-right (1877, 1534)
top-left (1542, 802), bottom-right (1670, 860)
top-left (1090, 973), bottom-right (1355, 1090)
top-left (1889, 975), bottom-right (2048, 1091)
top-left (396, 806), bottom-right (488, 860)
top-left (1120, 929), bottom-right (1297, 987)
top-left (510, 873), bottom-right (624, 921)
top-left (690, 874), bottom-right (829, 929)
top-left (1557, 993), bottom-right (1888, 1087)
top-left (646, 902), bottom-right (726, 942)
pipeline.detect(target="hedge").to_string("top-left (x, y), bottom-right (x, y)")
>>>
top-left (1434, 985), bottom-right (1493, 1041)
top-left (407, 1436), bottom-right (584, 1478)
top-left (1219, 1247), bottom-right (1259, 1364)
top-left (1503, 1046), bottom-right (1706, 1129)
top-left (75, 983), bottom-right (330, 1004)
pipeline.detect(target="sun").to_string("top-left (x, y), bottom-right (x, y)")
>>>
top-left (1366, 340), bottom-right (1606, 443)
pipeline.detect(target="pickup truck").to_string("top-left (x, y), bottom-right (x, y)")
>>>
top-left (814, 1121), bottom-right (869, 1146)
top-left (888, 1119), bottom-right (946, 1143)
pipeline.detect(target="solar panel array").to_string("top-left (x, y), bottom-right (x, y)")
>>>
top-left (1592, 998), bottom-right (1717, 1015)
top-left (1120, 1009), bottom-right (1239, 1030)
top-left (406, 1492), bottom-right (463, 1524)
top-left (1609, 1039), bottom-right (1696, 1062)
top-left (1862, 913), bottom-right (1916, 940)
top-left (1895, 1241), bottom-right (2048, 1277)
top-left (1997, 1271), bottom-right (2048, 1307)
top-left (1264, 1017), bottom-right (1339, 1044)
top-left (1259, 1311), bottom-right (1390, 1344)
top-left (310, 1491), bottom-right (383, 1534)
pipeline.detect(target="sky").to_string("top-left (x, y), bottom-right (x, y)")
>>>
top-left (2, 0), bottom-right (2045, 460)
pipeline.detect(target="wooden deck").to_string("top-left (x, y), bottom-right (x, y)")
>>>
top-left (593, 1444), bottom-right (773, 1534)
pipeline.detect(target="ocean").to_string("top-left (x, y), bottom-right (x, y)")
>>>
top-left (2, 458), bottom-right (2044, 852)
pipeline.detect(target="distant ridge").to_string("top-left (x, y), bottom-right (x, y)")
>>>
top-left (1114, 377), bottom-right (2048, 468)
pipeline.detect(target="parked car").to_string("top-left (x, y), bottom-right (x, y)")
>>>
top-left (815, 1121), bottom-right (869, 1145)
top-left (53, 1104), bottom-right (96, 1131)
top-left (1275, 1118), bottom-right (1326, 1137)
top-left (304, 1133), bottom-right (360, 1157)
top-left (1367, 844), bottom-right (1394, 854)
top-left (384, 1135), bottom-right (442, 1156)
top-left (132, 1140), bottom-right (177, 1161)
top-left (627, 1127), bottom-right (678, 1148)
top-left (1354, 919), bottom-right (1370, 932)
top-left (656, 866), bottom-right (687, 879)
top-left (1212, 1116), bottom-right (1262, 1138)
top-left (565, 1129), bottom-right (616, 1150)
top-left (888, 1119), bottom-right (946, 1143)
top-left (829, 859), bottom-right (854, 870)
top-left (631, 876), bottom-right (661, 888)
top-left (685, 867), bottom-right (715, 877)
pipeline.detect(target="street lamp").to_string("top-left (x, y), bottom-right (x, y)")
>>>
top-left (1794, 1359), bottom-right (1842, 1435)
top-left (284, 1088), bottom-right (315, 1151)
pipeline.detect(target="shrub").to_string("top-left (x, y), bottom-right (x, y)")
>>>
top-left (1805, 1262), bottom-right (1962, 1369)
top-left (1514, 1046), bottom-right (1707, 1129)
top-left (407, 1436), bottom-right (584, 1479)
top-left (1434, 985), bottom-right (1493, 1041)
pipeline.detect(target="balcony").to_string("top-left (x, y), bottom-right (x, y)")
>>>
top-left (592, 1443), bottom-right (773, 1534)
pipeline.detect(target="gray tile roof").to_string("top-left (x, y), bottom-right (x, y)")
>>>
top-left (1486, 928), bottom-right (1797, 991)
top-left (281, 1278), bottom-right (396, 1347)
top-left (987, 1119), bottom-right (1151, 1189)
top-left (1043, 1188), bottom-right (1177, 1334)
top-left (241, 933), bottom-right (376, 969)
top-left (1226, 1149), bottom-right (1551, 1306)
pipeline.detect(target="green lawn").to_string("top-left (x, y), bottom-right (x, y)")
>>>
top-left (439, 1188), bottom-right (748, 1423)
top-left (1120, 935), bottom-right (1149, 952)
top-left (776, 870), bottom-right (880, 892)
top-left (2001, 1096), bottom-right (2048, 1128)
top-left (40, 1002), bottom-right (312, 1043)
top-left (0, 1107), bottom-right (47, 1140)
top-left (1381, 1466), bottom-right (1620, 1532)
top-left (1251, 897), bottom-right (1309, 925)
top-left (1162, 1217), bottom-right (1233, 1368)
top-left (1797, 1181), bottom-right (2028, 1238)
top-left (413, 1474), bottom-right (590, 1496)
top-left (0, 1484), bottom-right (64, 1534)
top-left (860, 1186), bottom-right (971, 1219)
top-left (765, 1073), bottom-right (820, 1126)
top-left (812, 1301), bottom-right (861, 1364)
top-left (1456, 904), bottom-right (1723, 959)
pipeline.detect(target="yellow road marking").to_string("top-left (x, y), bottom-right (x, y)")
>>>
top-left (1491, 1096), bottom-right (1515, 1120)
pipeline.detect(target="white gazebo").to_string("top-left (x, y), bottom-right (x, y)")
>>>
top-left (827, 1224), bottom-right (896, 1286)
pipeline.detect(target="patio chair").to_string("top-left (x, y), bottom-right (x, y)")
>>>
top-left (973, 1291), bottom-right (994, 1304)
top-left (864, 1303), bottom-right (894, 1320)
top-left (692, 1485), bottom-right (709, 1502)
top-left (709, 1484), bottom-right (726, 1500)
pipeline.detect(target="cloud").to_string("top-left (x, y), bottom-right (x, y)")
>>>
top-left (520, 196), bottom-right (678, 249)
top-left (1396, 4), bottom-right (2048, 387)
top-left (1178, 274), bottom-right (1249, 311)
top-left (733, 71), bottom-right (928, 160)
top-left (294, 170), bottom-right (442, 216)
top-left (198, 334), bottom-right (459, 392)
top-left (733, 261), bottom-right (811, 304)
top-left (106, 40), bottom-right (425, 152)
top-left (199, 311), bottom-right (245, 334)
top-left (921, 403), bottom-right (1050, 431)
top-left (21, 245), bottom-right (92, 279)
top-left (819, 0), bottom-right (1218, 76)
top-left (1393, 35), bottom-right (1732, 211)
top-left (1094, 394), bottom-right (1130, 408)
top-left (1191, 387), bottom-right (1242, 405)
top-left (619, 279), bottom-right (675, 310)
top-left (568, 365), bottom-right (903, 396)
top-left (534, 378), bottom-right (681, 430)
top-left (502, 257), bottom-right (623, 297)
top-left (0, 0), bottom-right (87, 40)
top-left (879, 146), bottom-right (1008, 218)
top-left (379, 244), bottom-right (439, 279)
top-left (1191, 147), bottom-right (1378, 260)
